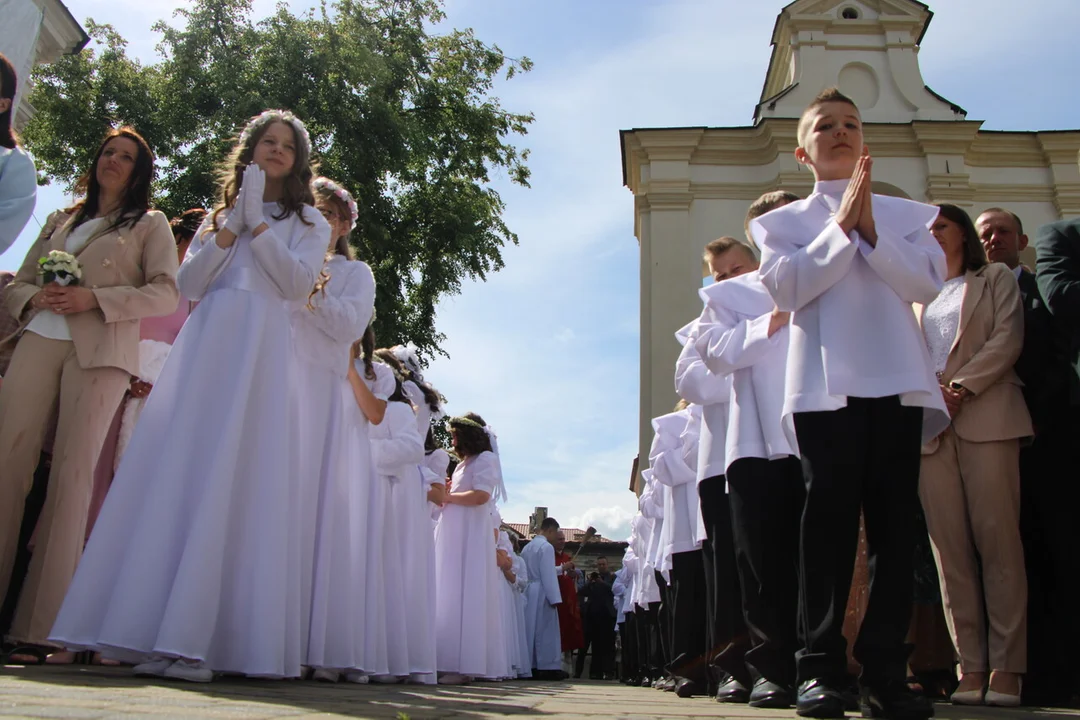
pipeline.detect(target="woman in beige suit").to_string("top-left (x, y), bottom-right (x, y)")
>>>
top-left (918, 203), bottom-right (1032, 707)
top-left (0, 127), bottom-right (179, 663)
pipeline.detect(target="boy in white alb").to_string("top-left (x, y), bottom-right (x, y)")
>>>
top-left (753, 88), bottom-right (947, 720)
top-left (674, 236), bottom-right (754, 701)
top-left (694, 223), bottom-right (802, 709)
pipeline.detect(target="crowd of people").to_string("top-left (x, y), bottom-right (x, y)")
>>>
top-left (3, 44), bottom-right (1080, 718)
top-left (617, 85), bottom-right (1080, 719)
top-left (0, 51), bottom-right (619, 686)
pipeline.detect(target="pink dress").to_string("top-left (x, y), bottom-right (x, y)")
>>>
top-left (85, 300), bottom-right (191, 539)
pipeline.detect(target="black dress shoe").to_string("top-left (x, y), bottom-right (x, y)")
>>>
top-left (640, 676), bottom-right (652, 687)
top-left (796, 678), bottom-right (847, 719)
top-left (860, 680), bottom-right (934, 720)
top-left (675, 678), bottom-right (706, 698)
top-left (716, 675), bottom-right (751, 704)
top-left (750, 678), bottom-right (794, 709)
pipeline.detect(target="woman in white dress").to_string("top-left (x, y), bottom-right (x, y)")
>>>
top-left (433, 413), bottom-right (507, 684)
top-left (293, 177), bottom-right (378, 681)
top-left (48, 110), bottom-right (329, 682)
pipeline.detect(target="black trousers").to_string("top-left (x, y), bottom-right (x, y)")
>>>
top-left (576, 616), bottom-right (617, 678)
top-left (794, 396), bottom-right (922, 686)
top-left (655, 571), bottom-right (671, 670)
top-left (1020, 412), bottom-right (1080, 702)
top-left (728, 456), bottom-right (805, 688)
top-left (620, 615), bottom-right (640, 680)
top-left (667, 549), bottom-right (709, 682)
top-left (698, 475), bottom-right (750, 684)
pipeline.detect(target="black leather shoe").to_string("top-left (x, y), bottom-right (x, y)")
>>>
top-left (716, 675), bottom-right (751, 704)
top-left (675, 678), bottom-right (705, 698)
top-left (796, 678), bottom-right (847, 719)
top-left (640, 676), bottom-right (652, 687)
top-left (750, 678), bottom-right (795, 709)
top-left (860, 680), bottom-right (934, 720)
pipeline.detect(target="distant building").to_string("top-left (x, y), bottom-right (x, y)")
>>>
top-left (1, 0), bottom-right (89, 128)
top-left (504, 506), bottom-right (628, 573)
top-left (621, 0), bottom-right (1080, 472)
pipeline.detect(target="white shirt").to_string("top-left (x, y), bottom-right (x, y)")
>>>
top-left (27, 217), bottom-right (106, 341)
top-left (695, 270), bottom-right (797, 470)
top-left (673, 319), bottom-right (732, 482)
top-left (922, 275), bottom-right (965, 375)
top-left (649, 407), bottom-right (703, 576)
top-left (754, 179), bottom-right (949, 444)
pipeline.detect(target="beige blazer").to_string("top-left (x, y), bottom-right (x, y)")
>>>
top-left (916, 262), bottom-right (1033, 451)
top-left (3, 209), bottom-right (180, 376)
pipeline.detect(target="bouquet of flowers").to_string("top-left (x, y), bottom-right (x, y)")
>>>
top-left (38, 250), bottom-right (82, 286)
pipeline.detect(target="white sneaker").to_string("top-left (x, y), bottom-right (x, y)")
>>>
top-left (344, 672), bottom-right (370, 684)
top-left (311, 668), bottom-right (340, 683)
top-left (163, 658), bottom-right (213, 683)
top-left (133, 657), bottom-right (174, 677)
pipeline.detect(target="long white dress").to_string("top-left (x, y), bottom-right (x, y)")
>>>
top-left (49, 204), bottom-right (329, 677)
top-left (359, 361), bottom-right (396, 675)
top-left (433, 451), bottom-right (503, 678)
top-left (371, 400), bottom-right (426, 679)
top-left (497, 531), bottom-right (530, 679)
top-left (291, 254), bottom-right (376, 671)
top-left (521, 535), bottom-right (562, 671)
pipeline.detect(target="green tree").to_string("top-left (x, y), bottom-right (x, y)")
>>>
top-left (22, 0), bottom-right (533, 361)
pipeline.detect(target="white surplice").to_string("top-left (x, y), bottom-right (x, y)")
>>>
top-left (694, 270), bottom-right (797, 468)
top-left (49, 204), bottom-right (329, 677)
top-left (291, 254), bottom-right (376, 672)
top-left (372, 400), bottom-right (430, 679)
top-left (521, 535), bottom-right (562, 671)
top-left (433, 451), bottom-right (503, 677)
top-left (753, 180), bottom-right (949, 443)
top-left (650, 406), bottom-right (702, 581)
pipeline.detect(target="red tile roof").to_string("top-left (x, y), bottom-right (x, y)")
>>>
top-left (501, 522), bottom-right (613, 544)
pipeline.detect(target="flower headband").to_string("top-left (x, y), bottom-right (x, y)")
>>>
top-left (447, 415), bottom-right (485, 431)
top-left (238, 109), bottom-right (312, 163)
top-left (312, 177), bottom-right (359, 231)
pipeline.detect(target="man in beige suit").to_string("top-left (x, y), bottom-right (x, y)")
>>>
top-left (0, 128), bottom-right (179, 661)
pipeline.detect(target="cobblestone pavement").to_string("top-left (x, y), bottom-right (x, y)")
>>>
top-left (1, 666), bottom-right (1078, 719)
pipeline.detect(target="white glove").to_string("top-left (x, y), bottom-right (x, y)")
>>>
top-left (242, 164), bottom-right (267, 231)
top-left (223, 180), bottom-right (247, 235)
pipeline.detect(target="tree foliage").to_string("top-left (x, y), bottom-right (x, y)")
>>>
top-left (22, 0), bottom-right (533, 360)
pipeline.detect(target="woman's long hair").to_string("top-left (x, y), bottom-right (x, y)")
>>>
top-left (936, 204), bottom-right (988, 272)
top-left (0, 53), bottom-right (17, 149)
top-left (209, 110), bottom-right (315, 233)
top-left (68, 127), bottom-right (155, 233)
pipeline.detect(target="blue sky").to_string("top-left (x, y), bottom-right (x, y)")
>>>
top-left (4, 0), bottom-right (1079, 541)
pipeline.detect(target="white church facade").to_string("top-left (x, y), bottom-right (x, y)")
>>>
top-left (620, 0), bottom-right (1080, 475)
top-left (0, 0), bottom-right (88, 128)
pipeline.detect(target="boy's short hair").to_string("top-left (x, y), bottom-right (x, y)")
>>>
top-left (703, 236), bottom-right (755, 263)
top-left (797, 87), bottom-right (860, 147)
top-left (744, 191), bottom-right (800, 245)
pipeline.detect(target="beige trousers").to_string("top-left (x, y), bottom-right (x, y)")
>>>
top-left (919, 429), bottom-right (1027, 674)
top-left (0, 332), bottom-right (129, 645)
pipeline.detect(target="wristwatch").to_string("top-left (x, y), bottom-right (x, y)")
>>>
top-left (948, 382), bottom-right (971, 399)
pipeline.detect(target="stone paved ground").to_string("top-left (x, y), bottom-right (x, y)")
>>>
top-left (1, 666), bottom-right (1078, 719)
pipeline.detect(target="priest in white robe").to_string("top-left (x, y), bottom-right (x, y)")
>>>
top-left (522, 516), bottom-right (564, 678)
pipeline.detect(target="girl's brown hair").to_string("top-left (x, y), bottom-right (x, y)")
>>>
top-left (209, 110), bottom-right (315, 234)
top-left (68, 127), bottom-right (155, 233)
top-left (0, 52), bottom-right (17, 150)
top-left (170, 208), bottom-right (207, 246)
top-left (449, 412), bottom-right (493, 458)
top-left (350, 324), bottom-right (377, 380)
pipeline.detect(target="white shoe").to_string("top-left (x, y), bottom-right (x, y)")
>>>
top-left (311, 668), bottom-right (340, 683)
top-left (950, 687), bottom-right (985, 705)
top-left (986, 675), bottom-right (1023, 707)
top-left (437, 672), bottom-right (472, 685)
top-left (344, 672), bottom-right (370, 684)
top-left (163, 658), bottom-right (213, 683)
top-left (133, 657), bottom-right (174, 677)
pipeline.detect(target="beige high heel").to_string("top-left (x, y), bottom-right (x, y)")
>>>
top-left (985, 676), bottom-right (1022, 707)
